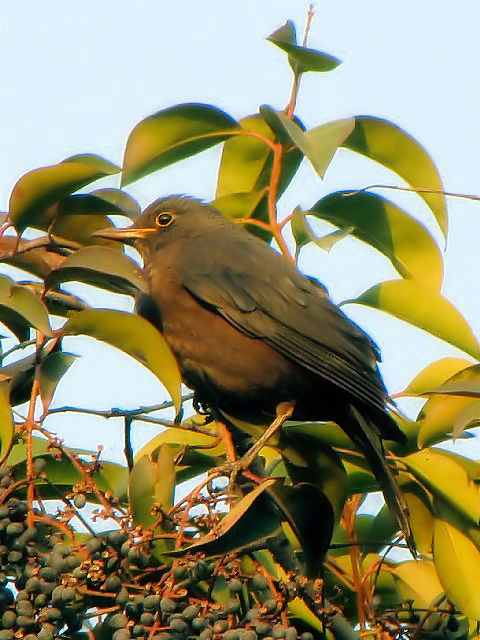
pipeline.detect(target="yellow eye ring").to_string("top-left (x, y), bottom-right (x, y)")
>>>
top-left (155, 212), bottom-right (175, 227)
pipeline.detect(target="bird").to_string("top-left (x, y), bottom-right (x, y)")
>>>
top-left (95, 195), bottom-right (412, 547)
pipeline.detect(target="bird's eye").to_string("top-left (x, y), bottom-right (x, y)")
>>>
top-left (155, 212), bottom-right (175, 227)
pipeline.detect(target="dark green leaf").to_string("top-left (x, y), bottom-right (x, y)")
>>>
top-left (282, 432), bottom-right (348, 524)
top-left (9, 155), bottom-right (120, 231)
top-left (267, 482), bottom-right (334, 576)
top-left (62, 309), bottom-right (182, 414)
top-left (122, 103), bottom-right (239, 186)
top-left (346, 280), bottom-right (480, 360)
top-left (343, 117), bottom-right (448, 235)
top-left (45, 245), bottom-right (147, 296)
top-left (311, 191), bottom-right (444, 289)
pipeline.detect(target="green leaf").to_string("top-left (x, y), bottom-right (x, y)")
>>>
top-left (0, 276), bottom-right (53, 338)
top-left (311, 191), bottom-right (444, 289)
top-left (216, 113), bottom-right (303, 199)
top-left (129, 448), bottom-right (175, 532)
top-left (267, 23), bottom-right (341, 73)
top-left (90, 188), bottom-right (141, 218)
top-left (433, 505), bottom-right (480, 620)
top-left (62, 309), bottom-right (182, 414)
top-left (343, 117), bottom-right (448, 235)
top-left (175, 479), bottom-right (281, 556)
top-left (267, 21), bottom-right (296, 46)
top-left (266, 111), bottom-right (355, 178)
top-left (400, 357), bottom-right (472, 396)
top-left (346, 280), bottom-right (480, 360)
top-left (50, 213), bottom-right (123, 250)
top-left (402, 449), bottom-right (480, 525)
top-left (9, 155), bottom-right (120, 231)
top-left (122, 103), bottom-right (239, 186)
top-left (212, 191), bottom-right (272, 242)
top-left (39, 352), bottom-right (77, 414)
top-left (0, 383), bottom-right (14, 462)
top-left (45, 245), bottom-right (147, 296)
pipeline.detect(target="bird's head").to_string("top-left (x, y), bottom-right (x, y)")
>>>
top-left (94, 195), bottom-right (227, 257)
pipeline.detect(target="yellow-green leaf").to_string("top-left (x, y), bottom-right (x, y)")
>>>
top-left (45, 245), bottom-right (147, 296)
top-left (401, 479), bottom-right (434, 555)
top-left (392, 559), bottom-right (443, 612)
top-left (212, 191), bottom-right (271, 243)
top-left (343, 117), bottom-right (448, 235)
top-left (9, 156), bottom-right (120, 231)
top-left (0, 383), bottom-right (14, 462)
top-left (269, 112), bottom-right (355, 178)
top-left (346, 280), bottom-right (480, 359)
top-left (216, 113), bottom-right (303, 200)
top-left (402, 449), bottom-right (480, 525)
top-left (122, 103), bottom-right (239, 186)
top-left (401, 357), bottom-right (472, 396)
top-left (62, 309), bottom-right (182, 414)
top-left (311, 191), bottom-right (444, 289)
top-left (129, 448), bottom-right (175, 530)
top-left (433, 511), bottom-right (480, 620)
top-left (0, 276), bottom-right (53, 338)
top-left (135, 426), bottom-right (224, 463)
top-left (418, 365), bottom-right (480, 446)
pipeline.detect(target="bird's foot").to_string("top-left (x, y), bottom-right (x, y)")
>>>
top-left (210, 401), bottom-right (295, 488)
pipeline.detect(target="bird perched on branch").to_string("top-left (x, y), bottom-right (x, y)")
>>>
top-left (96, 195), bottom-right (412, 547)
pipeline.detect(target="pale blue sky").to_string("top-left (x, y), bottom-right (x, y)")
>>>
top-left (1, 1), bottom-right (480, 463)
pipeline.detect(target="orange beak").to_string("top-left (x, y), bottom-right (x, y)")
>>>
top-left (93, 226), bottom-right (157, 244)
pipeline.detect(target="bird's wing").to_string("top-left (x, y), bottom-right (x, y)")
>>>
top-left (180, 237), bottom-right (387, 414)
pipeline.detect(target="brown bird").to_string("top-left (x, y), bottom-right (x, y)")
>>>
top-left (96, 195), bottom-right (412, 546)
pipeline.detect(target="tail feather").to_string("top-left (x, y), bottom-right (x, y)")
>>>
top-left (347, 406), bottom-right (415, 554)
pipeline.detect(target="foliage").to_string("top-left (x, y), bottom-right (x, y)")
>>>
top-left (0, 12), bottom-right (479, 640)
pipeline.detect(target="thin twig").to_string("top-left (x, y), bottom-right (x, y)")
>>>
top-left (286, 4), bottom-right (315, 118)
top-left (345, 183), bottom-right (480, 203)
top-left (47, 393), bottom-right (193, 419)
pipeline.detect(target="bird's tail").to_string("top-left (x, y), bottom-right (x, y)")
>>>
top-left (346, 406), bottom-right (415, 554)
